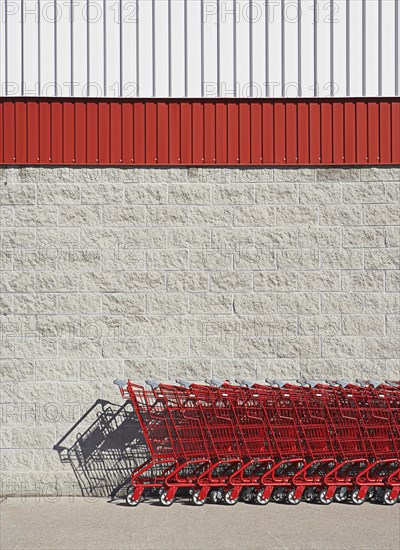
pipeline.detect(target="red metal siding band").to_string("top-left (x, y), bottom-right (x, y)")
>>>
top-left (0, 98), bottom-right (399, 166)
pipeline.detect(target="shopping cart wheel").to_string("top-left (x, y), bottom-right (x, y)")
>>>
top-left (318, 489), bottom-right (334, 505)
top-left (191, 490), bottom-right (206, 506)
top-left (383, 489), bottom-right (397, 506)
top-left (209, 490), bottom-right (223, 504)
top-left (286, 489), bottom-right (301, 505)
top-left (255, 489), bottom-right (270, 505)
top-left (159, 489), bottom-right (175, 507)
top-left (303, 488), bottom-right (316, 503)
top-left (241, 488), bottom-right (254, 503)
top-left (272, 488), bottom-right (286, 503)
top-left (126, 489), bottom-right (141, 507)
top-left (334, 488), bottom-right (348, 503)
top-left (350, 488), bottom-right (366, 505)
top-left (224, 490), bottom-right (238, 505)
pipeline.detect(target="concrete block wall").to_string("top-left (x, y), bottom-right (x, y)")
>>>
top-left (1, 166), bottom-right (399, 496)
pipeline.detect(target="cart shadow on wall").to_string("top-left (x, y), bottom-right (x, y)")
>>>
top-left (54, 399), bottom-right (149, 499)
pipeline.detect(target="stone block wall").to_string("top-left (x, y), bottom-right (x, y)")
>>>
top-left (1, 166), bottom-right (399, 496)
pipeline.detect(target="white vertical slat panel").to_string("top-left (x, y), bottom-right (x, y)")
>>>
top-left (316, 0), bottom-right (331, 97)
top-left (121, 0), bottom-right (138, 97)
top-left (23, 0), bottom-right (39, 95)
top-left (87, 0), bottom-right (104, 96)
top-left (267, 0), bottom-right (282, 97)
top-left (251, 0), bottom-right (266, 98)
top-left (381, 0), bottom-right (396, 96)
top-left (170, 0), bottom-right (185, 97)
top-left (71, 1), bottom-right (87, 97)
top-left (56, 0), bottom-right (71, 97)
top-left (333, 0), bottom-right (347, 97)
top-left (219, 0), bottom-right (235, 97)
top-left (105, 0), bottom-right (122, 97)
top-left (153, 0), bottom-right (168, 96)
top-left (0, 1), bottom-right (5, 95)
top-left (301, 0), bottom-right (315, 97)
top-left (284, 0), bottom-right (300, 97)
top-left (6, 0), bottom-right (22, 95)
top-left (203, 0), bottom-right (218, 97)
top-left (1, 0), bottom-right (399, 98)
top-left (365, 0), bottom-right (379, 96)
top-left (236, 0), bottom-right (250, 97)
top-left (39, 0), bottom-right (56, 96)
top-left (137, 0), bottom-right (153, 96)
top-left (348, 0), bottom-right (363, 97)
top-left (186, 0), bottom-right (202, 96)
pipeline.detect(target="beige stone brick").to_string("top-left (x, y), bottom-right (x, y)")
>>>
top-left (233, 294), bottom-right (277, 315)
top-left (360, 167), bottom-right (400, 181)
top-left (256, 183), bottom-right (298, 204)
top-left (321, 293), bottom-right (365, 314)
top-left (168, 183), bottom-right (211, 204)
top-left (300, 183), bottom-right (341, 204)
top-left (321, 249), bottom-right (363, 269)
top-left (0, 184), bottom-right (36, 205)
top-left (278, 293), bottom-right (320, 314)
top-left (36, 359), bottom-right (79, 381)
top-left (320, 205), bottom-right (363, 226)
top-left (0, 206), bottom-right (14, 226)
top-left (190, 293), bottom-right (232, 315)
top-left (214, 184), bottom-right (255, 204)
top-left (146, 249), bottom-right (188, 270)
top-left (189, 205), bottom-right (233, 226)
top-left (254, 271), bottom-right (297, 291)
top-left (169, 359), bottom-right (212, 379)
top-left (14, 206), bottom-right (57, 227)
top-left (322, 337), bottom-right (364, 358)
top-left (364, 204), bottom-right (400, 225)
top-left (386, 227), bottom-right (400, 247)
top-left (276, 206), bottom-right (318, 226)
top-left (364, 249), bottom-right (399, 270)
top-left (166, 272), bottom-right (209, 293)
top-left (297, 271), bottom-right (340, 291)
top-left (364, 338), bottom-right (399, 359)
top-left (386, 271), bottom-right (400, 292)
top-left (124, 184), bottom-right (168, 204)
top-left (124, 358), bottom-right (168, 380)
top-left (102, 205), bottom-right (146, 225)
top-left (102, 293), bottom-right (146, 315)
top-left (81, 183), bottom-right (123, 204)
top-left (274, 168), bottom-right (315, 182)
top-left (147, 293), bottom-right (189, 315)
top-left (342, 227), bottom-right (385, 248)
top-left (341, 315), bottom-right (385, 336)
top-left (168, 227), bottom-right (210, 248)
top-left (210, 272), bottom-right (252, 292)
top-left (58, 205), bottom-right (101, 226)
top-left (147, 205), bottom-right (189, 226)
top-left (342, 271), bottom-right (385, 292)
top-left (316, 168), bottom-right (360, 182)
top-left (343, 182), bottom-right (386, 203)
top-left (37, 184), bottom-right (80, 205)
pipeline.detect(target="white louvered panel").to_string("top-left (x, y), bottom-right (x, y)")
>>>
top-left (23, 0), bottom-right (40, 96)
top-left (1, 0), bottom-right (399, 98)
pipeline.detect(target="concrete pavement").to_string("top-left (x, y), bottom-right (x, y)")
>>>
top-left (1, 497), bottom-right (399, 550)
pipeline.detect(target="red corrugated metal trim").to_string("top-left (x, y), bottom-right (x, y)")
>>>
top-left (1, 98), bottom-right (399, 166)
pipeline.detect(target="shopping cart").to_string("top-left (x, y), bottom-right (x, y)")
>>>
top-left (114, 378), bottom-right (400, 506)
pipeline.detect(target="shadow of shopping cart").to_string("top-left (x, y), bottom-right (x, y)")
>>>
top-left (54, 399), bottom-right (150, 498)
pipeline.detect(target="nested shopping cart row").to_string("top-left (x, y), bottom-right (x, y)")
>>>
top-left (114, 379), bottom-right (400, 507)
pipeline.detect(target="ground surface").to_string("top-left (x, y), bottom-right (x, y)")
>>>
top-left (1, 497), bottom-right (399, 550)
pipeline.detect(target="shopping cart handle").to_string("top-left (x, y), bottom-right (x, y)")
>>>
top-left (113, 379), bottom-right (127, 390)
top-left (336, 379), bottom-right (352, 388)
top-left (367, 380), bottom-right (384, 388)
top-left (299, 379), bottom-right (319, 388)
top-left (145, 379), bottom-right (160, 390)
top-left (273, 379), bottom-right (288, 388)
top-left (235, 379), bottom-right (255, 388)
top-left (206, 379), bottom-right (225, 388)
top-left (385, 380), bottom-right (397, 387)
top-left (176, 379), bottom-right (192, 388)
